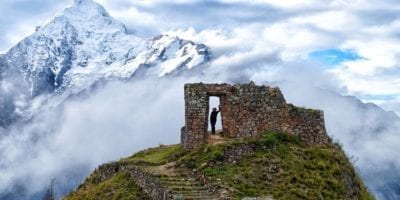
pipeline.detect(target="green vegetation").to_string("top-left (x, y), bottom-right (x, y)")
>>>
top-left (122, 144), bottom-right (185, 165)
top-left (65, 131), bottom-right (374, 200)
top-left (178, 131), bottom-right (374, 199)
top-left (288, 103), bottom-right (320, 114)
top-left (64, 172), bottom-right (149, 200)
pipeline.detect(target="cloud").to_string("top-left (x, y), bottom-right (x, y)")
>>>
top-left (1, 0), bottom-right (400, 199)
top-left (0, 0), bottom-right (69, 53)
top-left (0, 78), bottom-right (188, 198)
top-left (90, 0), bottom-right (399, 112)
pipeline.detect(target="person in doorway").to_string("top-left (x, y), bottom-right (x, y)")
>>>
top-left (210, 106), bottom-right (221, 134)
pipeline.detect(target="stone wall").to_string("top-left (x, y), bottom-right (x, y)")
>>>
top-left (222, 143), bottom-right (256, 164)
top-left (93, 162), bottom-right (173, 200)
top-left (181, 82), bottom-right (329, 149)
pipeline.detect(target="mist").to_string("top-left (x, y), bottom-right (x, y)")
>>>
top-left (1, 55), bottom-right (399, 199)
top-left (0, 78), bottom-right (188, 198)
top-left (0, 0), bottom-right (400, 199)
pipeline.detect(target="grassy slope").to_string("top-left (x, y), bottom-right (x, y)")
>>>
top-left (178, 131), bottom-right (374, 199)
top-left (64, 172), bottom-right (149, 200)
top-left (65, 131), bottom-right (374, 200)
top-left (122, 144), bottom-right (185, 165)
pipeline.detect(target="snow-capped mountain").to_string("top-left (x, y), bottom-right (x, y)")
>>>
top-left (1, 1), bottom-right (400, 200)
top-left (0, 0), bottom-right (210, 127)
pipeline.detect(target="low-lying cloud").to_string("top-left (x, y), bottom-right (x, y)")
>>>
top-left (0, 78), bottom-right (188, 198)
top-left (1, 0), bottom-right (400, 199)
top-left (2, 57), bottom-right (399, 199)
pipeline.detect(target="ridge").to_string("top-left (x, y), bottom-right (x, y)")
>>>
top-left (65, 132), bottom-right (374, 199)
top-left (0, 0), bottom-right (210, 128)
top-left (65, 83), bottom-right (374, 199)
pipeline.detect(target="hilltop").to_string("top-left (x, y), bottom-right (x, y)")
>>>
top-left (0, 0), bottom-right (399, 199)
top-left (65, 131), bottom-right (374, 199)
top-left (64, 82), bottom-right (374, 199)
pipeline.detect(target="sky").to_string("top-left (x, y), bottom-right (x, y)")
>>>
top-left (1, 0), bottom-right (400, 116)
top-left (1, 0), bottom-right (400, 199)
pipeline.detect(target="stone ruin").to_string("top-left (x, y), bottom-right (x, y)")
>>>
top-left (181, 82), bottom-right (329, 149)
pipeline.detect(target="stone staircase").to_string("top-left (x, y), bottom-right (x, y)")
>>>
top-left (156, 174), bottom-right (220, 200)
top-left (144, 162), bottom-right (224, 200)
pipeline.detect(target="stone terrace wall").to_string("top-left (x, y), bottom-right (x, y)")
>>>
top-left (181, 82), bottom-right (329, 149)
top-left (93, 162), bottom-right (173, 200)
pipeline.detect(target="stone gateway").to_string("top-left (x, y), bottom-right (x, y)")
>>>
top-left (181, 82), bottom-right (329, 149)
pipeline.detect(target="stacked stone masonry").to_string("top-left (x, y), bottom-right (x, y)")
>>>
top-left (93, 163), bottom-right (173, 200)
top-left (181, 82), bottom-right (329, 149)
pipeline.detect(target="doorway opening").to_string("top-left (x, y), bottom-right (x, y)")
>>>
top-left (208, 96), bottom-right (222, 134)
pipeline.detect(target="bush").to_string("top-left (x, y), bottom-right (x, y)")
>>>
top-left (262, 130), bottom-right (302, 146)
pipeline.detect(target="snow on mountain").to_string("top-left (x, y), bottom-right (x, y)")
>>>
top-left (0, 0), bottom-right (210, 127)
top-left (0, 1), bottom-right (399, 200)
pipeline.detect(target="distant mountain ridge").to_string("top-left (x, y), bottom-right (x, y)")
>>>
top-left (0, 0), bottom-right (210, 127)
top-left (0, 0), bottom-right (399, 200)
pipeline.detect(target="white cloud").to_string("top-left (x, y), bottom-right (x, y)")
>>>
top-left (291, 10), bottom-right (359, 31)
top-left (247, 0), bottom-right (325, 8)
top-left (0, 0), bottom-right (68, 53)
top-left (108, 7), bottom-right (156, 25)
top-left (0, 78), bottom-right (187, 197)
top-left (1, 0), bottom-right (400, 199)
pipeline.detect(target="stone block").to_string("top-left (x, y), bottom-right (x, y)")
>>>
top-left (182, 82), bottom-right (329, 149)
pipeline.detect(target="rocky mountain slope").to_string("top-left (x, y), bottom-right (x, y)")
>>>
top-left (0, 0), bottom-right (210, 127)
top-left (65, 131), bottom-right (374, 200)
top-left (0, 0), bottom-right (398, 199)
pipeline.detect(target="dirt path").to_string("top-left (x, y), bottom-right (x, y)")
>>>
top-left (145, 161), bottom-right (181, 176)
top-left (207, 132), bottom-right (228, 145)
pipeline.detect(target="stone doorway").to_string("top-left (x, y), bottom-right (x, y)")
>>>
top-left (182, 83), bottom-right (329, 150)
top-left (208, 96), bottom-right (223, 134)
top-left (207, 96), bottom-right (226, 144)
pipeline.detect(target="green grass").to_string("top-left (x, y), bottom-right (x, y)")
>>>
top-left (64, 145), bottom-right (185, 199)
top-left (64, 172), bottom-right (149, 200)
top-left (65, 131), bottom-right (374, 200)
top-left (122, 144), bottom-right (185, 165)
top-left (179, 131), bottom-right (374, 200)
top-left (287, 104), bottom-right (321, 115)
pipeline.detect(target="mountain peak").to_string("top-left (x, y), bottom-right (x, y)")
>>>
top-left (44, 0), bottom-right (126, 37)
top-left (73, 0), bottom-right (91, 5)
top-left (64, 0), bottom-right (110, 19)
top-left (0, 0), bottom-right (210, 125)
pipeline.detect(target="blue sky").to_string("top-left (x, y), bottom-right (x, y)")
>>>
top-left (0, 0), bottom-right (400, 116)
top-left (1, 1), bottom-right (400, 199)
top-left (309, 49), bottom-right (362, 66)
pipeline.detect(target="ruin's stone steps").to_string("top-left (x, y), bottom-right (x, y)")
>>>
top-left (140, 162), bottom-right (229, 199)
top-left (157, 174), bottom-right (220, 199)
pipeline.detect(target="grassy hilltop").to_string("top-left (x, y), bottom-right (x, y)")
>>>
top-left (65, 131), bottom-right (374, 200)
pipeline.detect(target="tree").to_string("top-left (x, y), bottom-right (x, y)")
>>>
top-left (42, 178), bottom-right (56, 200)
